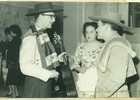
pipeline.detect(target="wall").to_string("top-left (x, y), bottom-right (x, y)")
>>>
top-left (63, 2), bottom-right (83, 56)
top-left (63, 2), bottom-right (129, 56)
top-left (0, 2), bottom-right (63, 41)
top-left (0, 2), bottom-right (34, 41)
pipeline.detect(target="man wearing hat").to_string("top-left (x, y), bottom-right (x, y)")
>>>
top-left (20, 2), bottom-right (65, 97)
top-left (89, 11), bottom-right (137, 97)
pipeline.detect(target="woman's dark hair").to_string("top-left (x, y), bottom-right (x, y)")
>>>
top-left (4, 27), bottom-right (10, 35)
top-left (9, 24), bottom-right (22, 37)
top-left (83, 22), bottom-right (104, 43)
top-left (83, 22), bottom-right (98, 37)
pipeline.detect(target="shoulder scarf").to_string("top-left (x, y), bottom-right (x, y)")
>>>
top-left (96, 36), bottom-right (136, 73)
top-left (23, 25), bottom-right (60, 70)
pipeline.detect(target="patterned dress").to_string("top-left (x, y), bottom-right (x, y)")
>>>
top-left (72, 43), bottom-right (102, 97)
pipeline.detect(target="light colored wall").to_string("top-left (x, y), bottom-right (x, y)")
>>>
top-left (63, 2), bottom-right (83, 56)
top-left (63, 2), bottom-right (129, 56)
top-left (119, 3), bottom-right (129, 26)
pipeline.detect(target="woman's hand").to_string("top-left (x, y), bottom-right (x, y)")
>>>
top-left (79, 67), bottom-right (87, 74)
top-left (72, 66), bottom-right (86, 74)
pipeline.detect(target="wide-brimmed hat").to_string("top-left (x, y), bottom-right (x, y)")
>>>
top-left (26, 2), bottom-right (63, 16)
top-left (88, 11), bottom-right (129, 29)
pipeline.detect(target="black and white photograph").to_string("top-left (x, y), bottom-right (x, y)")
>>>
top-left (0, 1), bottom-right (140, 98)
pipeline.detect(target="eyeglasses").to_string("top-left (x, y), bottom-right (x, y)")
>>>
top-left (41, 14), bottom-right (56, 19)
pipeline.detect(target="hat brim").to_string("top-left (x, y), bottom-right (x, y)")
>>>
top-left (26, 8), bottom-right (63, 16)
top-left (88, 16), bottom-right (129, 29)
top-left (123, 29), bottom-right (133, 35)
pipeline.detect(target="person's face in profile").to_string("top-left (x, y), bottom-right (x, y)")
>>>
top-left (96, 20), bottom-right (106, 40)
top-left (6, 33), bottom-right (13, 42)
top-left (38, 12), bottom-right (56, 29)
top-left (85, 25), bottom-right (96, 42)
